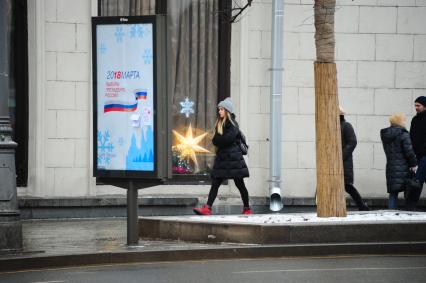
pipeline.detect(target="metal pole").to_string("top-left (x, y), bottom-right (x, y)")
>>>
top-left (127, 181), bottom-right (139, 245)
top-left (269, 0), bottom-right (284, 212)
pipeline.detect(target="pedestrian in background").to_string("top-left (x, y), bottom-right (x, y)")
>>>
top-left (380, 113), bottom-right (417, 209)
top-left (409, 96), bottom-right (426, 210)
top-left (340, 107), bottom-right (369, 211)
top-left (193, 98), bottom-right (252, 215)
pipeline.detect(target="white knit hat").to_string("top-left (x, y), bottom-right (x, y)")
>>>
top-left (218, 97), bottom-right (234, 113)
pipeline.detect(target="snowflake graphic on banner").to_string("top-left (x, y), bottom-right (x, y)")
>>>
top-left (130, 25), bottom-right (145, 38)
top-left (142, 49), bottom-right (153, 65)
top-left (115, 27), bottom-right (125, 43)
top-left (97, 130), bottom-right (114, 167)
top-left (99, 43), bottom-right (107, 54)
top-left (141, 25), bottom-right (151, 38)
top-left (118, 137), bottom-right (125, 147)
top-left (180, 97), bottom-right (195, 118)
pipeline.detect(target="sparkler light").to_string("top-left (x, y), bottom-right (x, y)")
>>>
top-left (172, 124), bottom-right (211, 171)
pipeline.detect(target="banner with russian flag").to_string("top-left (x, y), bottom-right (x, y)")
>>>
top-left (96, 22), bottom-right (155, 172)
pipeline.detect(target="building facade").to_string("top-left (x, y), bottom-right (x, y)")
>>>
top-left (12, 0), bottom-right (426, 201)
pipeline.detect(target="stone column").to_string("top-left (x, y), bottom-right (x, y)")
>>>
top-left (0, 0), bottom-right (22, 252)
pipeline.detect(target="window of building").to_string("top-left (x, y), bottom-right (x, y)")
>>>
top-left (98, 0), bottom-right (231, 183)
top-left (6, 0), bottom-right (29, 187)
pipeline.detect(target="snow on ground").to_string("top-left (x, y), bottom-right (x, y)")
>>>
top-left (181, 210), bottom-right (426, 225)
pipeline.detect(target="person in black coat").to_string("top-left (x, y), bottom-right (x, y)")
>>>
top-left (381, 112), bottom-right (417, 209)
top-left (409, 96), bottom-right (426, 210)
top-left (340, 108), bottom-right (369, 211)
top-left (193, 98), bottom-right (251, 215)
top-left (410, 96), bottom-right (426, 160)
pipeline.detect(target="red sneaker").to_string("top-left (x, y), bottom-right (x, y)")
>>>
top-left (193, 204), bottom-right (212, 215)
top-left (242, 207), bottom-right (253, 215)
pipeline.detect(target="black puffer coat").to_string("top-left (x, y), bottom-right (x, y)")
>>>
top-left (341, 117), bottom-right (357, 185)
top-left (210, 119), bottom-right (249, 179)
top-left (380, 126), bottom-right (417, 193)
top-left (410, 110), bottom-right (426, 159)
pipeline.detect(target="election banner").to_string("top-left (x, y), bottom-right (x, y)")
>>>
top-left (92, 17), bottom-right (157, 178)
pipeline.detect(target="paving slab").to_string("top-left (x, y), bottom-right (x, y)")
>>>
top-left (0, 218), bottom-right (245, 271)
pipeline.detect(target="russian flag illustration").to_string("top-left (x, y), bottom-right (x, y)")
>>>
top-left (104, 102), bottom-right (138, 113)
top-left (103, 89), bottom-right (148, 113)
top-left (135, 89), bottom-right (148, 100)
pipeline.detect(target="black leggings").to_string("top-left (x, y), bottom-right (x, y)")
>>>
top-left (345, 184), bottom-right (365, 209)
top-left (207, 178), bottom-right (250, 207)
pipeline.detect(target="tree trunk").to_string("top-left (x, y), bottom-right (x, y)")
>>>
top-left (314, 0), bottom-right (346, 217)
top-left (315, 63), bottom-right (346, 217)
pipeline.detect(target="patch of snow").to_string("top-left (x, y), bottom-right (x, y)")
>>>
top-left (176, 211), bottom-right (426, 225)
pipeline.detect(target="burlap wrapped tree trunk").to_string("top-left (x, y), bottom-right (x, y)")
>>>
top-left (314, 0), bottom-right (346, 217)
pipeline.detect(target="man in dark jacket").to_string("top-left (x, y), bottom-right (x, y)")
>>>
top-left (340, 108), bottom-right (369, 211)
top-left (410, 96), bottom-right (426, 208)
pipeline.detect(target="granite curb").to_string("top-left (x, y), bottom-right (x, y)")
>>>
top-left (1, 242), bottom-right (426, 272)
top-left (139, 217), bottom-right (426, 245)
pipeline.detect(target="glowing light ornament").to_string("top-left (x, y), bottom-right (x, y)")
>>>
top-left (172, 124), bottom-right (211, 172)
top-left (180, 97), bottom-right (194, 118)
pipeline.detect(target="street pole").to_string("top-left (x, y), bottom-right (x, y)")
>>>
top-left (0, 0), bottom-right (22, 252)
top-left (127, 181), bottom-right (139, 245)
top-left (269, 0), bottom-right (284, 212)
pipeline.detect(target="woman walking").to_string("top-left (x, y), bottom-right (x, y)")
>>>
top-left (193, 98), bottom-right (252, 215)
top-left (340, 107), bottom-right (369, 211)
top-left (380, 113), bottom-right (417, 209)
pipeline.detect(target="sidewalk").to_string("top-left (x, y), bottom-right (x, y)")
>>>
top-left (20, 218), bottom-right (236, 255)
top-left (1, 211), bottom-right (426, 272)
top-left (0, 217), bottom-right (255, 272)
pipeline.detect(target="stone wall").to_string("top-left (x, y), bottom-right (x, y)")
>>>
top-left (22, 0), bottom-right (426, 200)
top-left (241, 0), bottom-right (426, 198)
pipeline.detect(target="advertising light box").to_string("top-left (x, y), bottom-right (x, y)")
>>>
top-left (92, 16), bottom-right (159, 178)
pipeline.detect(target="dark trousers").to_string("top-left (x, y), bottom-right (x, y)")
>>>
top-left (345, 184), bottom-right (366, 209)
top-left (207, 178), bottom-right (250, 208)
top-left (407, 156), bottom-right (426, 210)
top-left (416, 156), bottom-right (426, 187)
top-left (388, 192), bottom-right (399, 209)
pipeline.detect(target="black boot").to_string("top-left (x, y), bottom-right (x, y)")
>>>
top-left (346, 184), bottom-right (370, 211)
top-left (405, 200), bottom-right (416, 211)
top-left (358, 202), bottom-right (370, 211)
